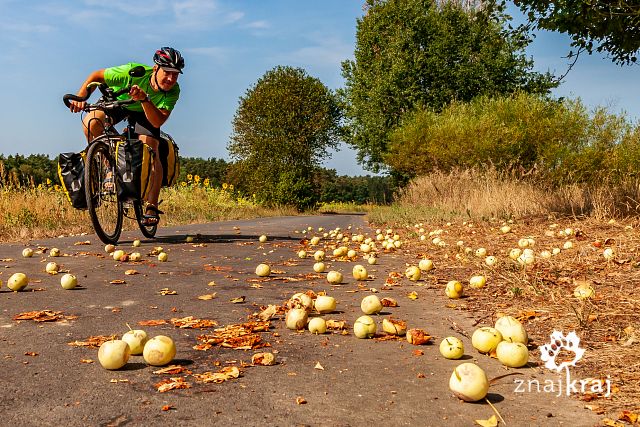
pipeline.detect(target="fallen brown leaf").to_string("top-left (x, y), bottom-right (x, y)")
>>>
top-left (159, 288), bottom-right (178, 295)
top-left (197, 293), bottom-right (217, 300)
top-left (193, 366), bottom-right (240, 383)
top-left (230, 296), bottom-right (245, 303)
top-left (68, 335), bottom-right (117, 348)
top-left (474, 415), bottom-right (498, 427)
top-left (155, 377), bottom-right (191, 393)
top-left (138, 319), bottom-right (167, 327)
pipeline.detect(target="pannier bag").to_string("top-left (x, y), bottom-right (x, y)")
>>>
top-left (58, 151), bottom-right (87, 209)
top-left (115, 139), bottom-right (154, 201)
top-left (160, 132), bottom-right (180, 187)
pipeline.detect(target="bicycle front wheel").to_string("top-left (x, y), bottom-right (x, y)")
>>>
top-left (84, 137), bottom-right (123, 244)
top-left (134, 200), bottom-right (158, 239)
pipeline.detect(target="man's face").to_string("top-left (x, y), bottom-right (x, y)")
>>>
top-left (155, 66), bottom-right (180, 91)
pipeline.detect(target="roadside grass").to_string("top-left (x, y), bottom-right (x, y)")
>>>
top-left (370, 166), bottom-right (640, 225)
top-left (0, 183), bottom-right (297, 242)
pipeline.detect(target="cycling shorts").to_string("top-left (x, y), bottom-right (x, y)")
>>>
top-left (107, 107), bottom-right (161, 139)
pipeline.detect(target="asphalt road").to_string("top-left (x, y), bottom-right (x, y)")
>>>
top-left (0, 215), bottom-right (601, 427)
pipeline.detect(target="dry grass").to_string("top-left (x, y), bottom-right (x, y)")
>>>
top-left (0, 184), bottom-right (297, 242)
top-left (377, 167), bottom-right (640, 223)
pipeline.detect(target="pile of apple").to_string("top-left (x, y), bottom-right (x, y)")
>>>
top-left (471, 315), bottom-right (529, 368)
top-left (98, 329), bottom-right (176, 370)
top-left (284, 292), bottom-right (337, 334)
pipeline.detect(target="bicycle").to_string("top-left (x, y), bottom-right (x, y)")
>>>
top-left (63, 65), bottom-right (160, 244)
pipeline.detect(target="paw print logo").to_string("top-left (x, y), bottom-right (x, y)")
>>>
top-left (539, 330), bottom-right (585, 372)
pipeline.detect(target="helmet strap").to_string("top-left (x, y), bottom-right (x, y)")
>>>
top-left (152, 67), bottom-right (169, 94)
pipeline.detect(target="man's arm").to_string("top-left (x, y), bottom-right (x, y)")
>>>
top-left (68, 69), bottom-right (105, 113)
top-left (129, 85), bottom-right (171, 128)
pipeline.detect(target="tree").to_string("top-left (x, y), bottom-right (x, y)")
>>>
top-left (339, 0), bottom-right (557, 172)
top-left (228, 66), bottom-right (342, 210)
top-left (512, 0), bottom-right (640, 65)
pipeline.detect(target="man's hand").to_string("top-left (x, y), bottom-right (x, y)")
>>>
top-left (129, 85), bottom-right (148, 102)
top-left (68, 100), bottom-right (86, 113)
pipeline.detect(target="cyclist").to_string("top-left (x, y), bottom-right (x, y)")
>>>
top-left (68, 47), bottom-right (184, 225)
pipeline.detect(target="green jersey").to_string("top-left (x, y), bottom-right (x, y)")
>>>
top-left (103, 62), bottom-right (180, 112)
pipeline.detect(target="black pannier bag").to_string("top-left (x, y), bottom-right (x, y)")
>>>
top-left (58, 151), bottom-right (87, 209)
top-left (115, 139), bottom-right (154, 202)
top-left (159, 132), bottom-right (180, 187)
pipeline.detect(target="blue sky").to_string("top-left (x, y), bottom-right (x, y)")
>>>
top-left (1, 1), bottom-right (639, 176)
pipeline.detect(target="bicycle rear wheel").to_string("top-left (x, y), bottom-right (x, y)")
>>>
top-left (85, 137), bottom-right (123, 244)
top-left (134, 200), bottom-right (158, 239)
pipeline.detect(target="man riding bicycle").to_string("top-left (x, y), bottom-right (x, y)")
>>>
top-left (68, 47), bottom-right (184, 225)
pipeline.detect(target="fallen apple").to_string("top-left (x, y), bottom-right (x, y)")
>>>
top-left (440, 337), bottom-right (465, 359)
top-left (314, 250), bottom-right (325, 261)
top-left (471, 327), bottom-right (503, 353)
top-left (347, 249), bottom-right (357, 258)
top-left (326, 270), bottom-right (343, 284)
top-left (367, 256), bottom-right (378, 265)
top-left (122, 329), bottom-right (148, 355)
top-left (112, 250), bottom-right (125, 261)
top-left (445, 280), bottom-right (464, 299)
top-left (45, 262), bottom-right (59, 275)
top-left (310, 236), bottom-right (320, 246)
top-left (494, 315), bottom-right (528, 344)
top-left (7, 272), bottom-right (29, 291)
top-left (418, 259), bottom-right (433, 272)
top-left (313, 262), bottom-right (326, 273)
top-left (484, 256), bottom-right (498, 267)
top-left (255, 263), bottom-right (271, 277)
top-left (382, 318), bottom-right (407, 336)
top-left (288, 293), bottom-right (313, 312)
top-left (285, 308), bottom-right (308, 330)
top-left (475, 247), bottom-right (487, 257)
top-left (143, 335), bottom-right (176, 366)
top-left (509, 248), bottom-right (522, 260)
top-left (297, 250), bottom-right (307, 259)
top-left (157, 252), bottom-right (168, 262)
top-left (104, 244), bottom-right (116, 253)
top-left (185, 235), bottom-right (194, 243)
top-left (496, 341), bottom-right (529, 367)
top-left (21, 248), bottom-right (34, 258)
top-left (405, 266), bottom-right (421, 281)
top-left (603, 247), bottom-right (615, 261)
top-left (353, 315), bottom-right (376, 338)
top-left (314, 295), bottom-right (336, 314)
top-left (469, 275), bottom-right (486, 289)
top-left (517, 238), bottom-right (529, 249)
top-left (360, 295), bottom-right (383, 315)
top-left (132, 240), bottom-right (141, 247)
top-left (406, 328), bottom-right (431, 345)
top-left (449, 363), bottom-right (489, 402)
top-left (98, 340), bottom-right (131, 370)
top-left (308, 317), bottom-right (327, 334)
top-left (129, 252), bottom-right (142, 262)
top-left (60, 273), bottom-right (78, 290)
top-left (50, 248), bottom-right (61, 257)
top-left (352, 264), bottom-right (368, 281)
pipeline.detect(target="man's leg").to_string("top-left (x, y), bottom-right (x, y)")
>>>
top-left (139, 135), bottom-right (163, 212)
top-left (82, 110), bottom-right (110, 142)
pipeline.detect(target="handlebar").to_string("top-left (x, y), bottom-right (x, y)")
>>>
top-left (63, 82), bottom-right (135, 109)
top-left (63, 65), bottom-right (147, 109)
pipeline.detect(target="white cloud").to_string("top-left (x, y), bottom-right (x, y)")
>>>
top-left (243, 20), bottom-right (269, 30)
top-left (0, 21), bottom-right (54, 33)
top-left (183, 46), bottom-right (227, 62)
top-left (172, 0), bottom-right (218, 29)
top-left (281, 36), bottom-right (353, 69)
top-left (83, 0), bottom-right (168, 17)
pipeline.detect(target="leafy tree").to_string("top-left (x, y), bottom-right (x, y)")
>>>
top-left (228, 66), bottom-right (342, 210)
top-left (339, 0), bottom-right (557, 172)
top-left (512, 0), bottom-right (640, 65)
